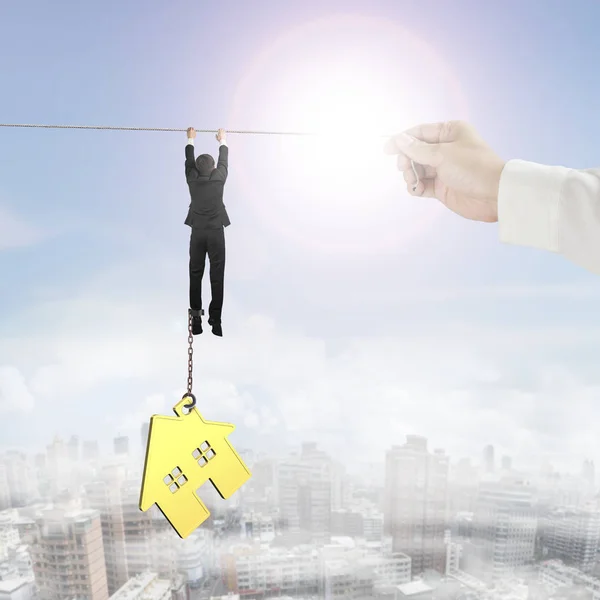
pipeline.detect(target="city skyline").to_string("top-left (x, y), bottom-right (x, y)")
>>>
top-left (2, 430), bottom-right (600, 600)
top-left (2, 423), bottom-right (598, 480)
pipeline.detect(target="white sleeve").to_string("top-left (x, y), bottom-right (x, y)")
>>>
top-left (219, 139), bottom-right (227, 147)
top-left (498, 159), bottom-right (600, 275)
top-left (187, 138), bottom-right (194, 146)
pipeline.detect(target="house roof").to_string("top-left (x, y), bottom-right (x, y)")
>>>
top-left (0, 578), bottom-right (30, 593)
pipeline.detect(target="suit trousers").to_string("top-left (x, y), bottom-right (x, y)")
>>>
top-left (189, 227), bottom-right (226, 323)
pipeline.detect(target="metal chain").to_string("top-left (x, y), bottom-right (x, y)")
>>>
top-left (183, 310), bottom-right (196, 411)
top-left (187, 311), bottom-right (194, 395)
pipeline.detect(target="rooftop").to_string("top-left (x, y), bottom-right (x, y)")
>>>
top-left (0, 578), bottom-right (31, 593)
top-left (397, 581), bottom-right (434, 596)
top-left (110, 572), bottom-right (171, 600)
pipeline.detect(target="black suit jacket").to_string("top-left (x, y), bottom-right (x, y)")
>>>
top-left (184, 144), bottom-right (231, 229)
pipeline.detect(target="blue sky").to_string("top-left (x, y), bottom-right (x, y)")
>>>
top-left (1, 0), bottom-right (600, 474)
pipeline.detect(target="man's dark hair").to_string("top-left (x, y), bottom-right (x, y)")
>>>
top-left (196, 154), bottom-right (215, 176)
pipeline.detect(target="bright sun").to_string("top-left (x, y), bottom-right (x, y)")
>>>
top-left (228, 14), bottom-right (468, 253)
top-left (280, 67), bottom-right (405, 192)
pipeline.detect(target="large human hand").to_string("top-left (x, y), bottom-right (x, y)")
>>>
top-left (385, 120), bottom-right (506, 222)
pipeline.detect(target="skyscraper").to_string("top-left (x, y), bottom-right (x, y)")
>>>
top-left (84, 465), bottom-right (130, 595)
top-left (582, 460), bottom-right (595, 490)
top-left (465, 481), bottom-right (537, 582)
top-left (0, 462), bottom-right (10, 510)
top-left (114, 435), bottom-right (129, 456)
top-left (483, 445), bottom-right (495, 474)
top-left (543, 507), bottom-right (600, 573)
top-left (141, 422), bottom-right (150, 451)
top-left (384, 436), bottom-right (449, 576)
top-left (275, 443), bottom-right (332, 543)
top-left (3, 451), bottom-right (37, 507)
top-left (30, 508), bottom-right (109, 600)
top-left (67, 436), bottom-right (80, 462)
top-left (83, 440), bottom-right (100, 461)
top-left (120, 479), bottom-right (178, 580)
top-left (449, 457), bottom-right (479, 514)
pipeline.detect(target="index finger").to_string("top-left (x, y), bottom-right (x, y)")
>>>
top-left (383, 124), bottom-right (443, 155)
top-left (404, 122), bottom-right (446, 143)
top-left (406, 120), bottom-right (468, 143)
top-left (385, 121), bottom-right (462, 155)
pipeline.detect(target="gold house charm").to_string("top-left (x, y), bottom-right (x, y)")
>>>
top-left (139, 397), bottom-right (251, 538)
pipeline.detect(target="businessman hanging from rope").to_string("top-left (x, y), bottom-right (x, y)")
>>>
top-left (185, 127), bottom-right (230, 337)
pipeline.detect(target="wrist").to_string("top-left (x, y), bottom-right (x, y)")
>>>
top-left (489, 158), bottom-right (506, 205)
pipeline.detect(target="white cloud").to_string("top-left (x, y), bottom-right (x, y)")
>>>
top-left (0, 366), bottom-right (35, 414)
top-left (109, 393), bottom-right (171, 434)
top-left (0, 205), bottom-right (45, 249)
top-left (5, 294), bottom-right (600, 471)
top-left (110, 382), bottom-right (269, 442)
top-left (2, 252), bottom-right (600, 472)
top-left (398, 282), bottom-right (600, 302)
top-left (28, 334), bottom-right (161, 400)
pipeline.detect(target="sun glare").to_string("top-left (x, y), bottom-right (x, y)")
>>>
top-left (283, 69), bottom-right (404, 192)
top-left (229, 14), bottom-right (469, 253)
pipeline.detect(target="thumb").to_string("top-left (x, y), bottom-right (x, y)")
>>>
top-left (386, 133), bottom-right (443, 167)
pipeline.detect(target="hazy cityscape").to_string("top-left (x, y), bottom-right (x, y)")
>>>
top-left (0, 427), bottom-right (598, 600)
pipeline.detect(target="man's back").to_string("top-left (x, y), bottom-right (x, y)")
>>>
top-left (184, 143), bottom-right (231, 229)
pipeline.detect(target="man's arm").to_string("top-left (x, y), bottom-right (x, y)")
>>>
top-left (498, 160), bottom-right (600, 275)
top-left (211, 128), bottom-right (228, 182)
top-left (185, 127), bottom-right (197, 179)
top-left (213, 143), bottom-right (228, 181)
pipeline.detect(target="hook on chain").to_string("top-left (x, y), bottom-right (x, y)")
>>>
top-left (182, 392), bottom-right (196, 410)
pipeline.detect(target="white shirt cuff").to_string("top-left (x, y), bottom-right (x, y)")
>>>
top-left (498, 159), bottom-right (571, 253)
top-left (219, 140), bottom-right (227, 147)
top-left (187, 138), bottom-right (194, 146)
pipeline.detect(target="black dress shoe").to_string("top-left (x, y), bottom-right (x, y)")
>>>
top-left (208, 319), bottom-right (222, 337)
